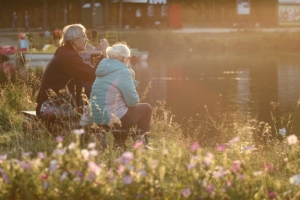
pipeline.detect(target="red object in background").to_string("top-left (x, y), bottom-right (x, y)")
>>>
top-left (169, 4), bottom-right (182, 29)
top-left (19, 32), bottom-right (25, 39)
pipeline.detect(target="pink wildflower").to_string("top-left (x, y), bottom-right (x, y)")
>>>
top-left (122, 152), bottom-right (134, 165)
top-left (228, 137), bottom-right (239, 144)
top-left (216, 144), bottom-right (227, 152)
top-left (37, 152), bottom-right (45, 159)
top-left (133, 140), bottom-right (144, 149)
top-left (206, 184), bottom-right (215, 193)
top-left (118, 165), bottom-right (125, 174)
top-left (264, 163), bottom-right (274, 171)
top-left (190, 142), bottom-right (200, 151)
top-left (40, 174), bottom-right (48, 181)
top-left (268, 191), bottom-right (276, 199)
top-left (232, 160), bottom-right (241, 173)
top-left (88, 161), bottom-right (101, 175)
top-left (55, 136), bottom-right (63, 143)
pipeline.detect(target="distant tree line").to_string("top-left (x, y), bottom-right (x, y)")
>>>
top-left (0, 0), bottom-right (279, 30)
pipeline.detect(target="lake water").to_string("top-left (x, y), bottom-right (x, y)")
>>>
top-left (23, 51), bottom-right (300, 134)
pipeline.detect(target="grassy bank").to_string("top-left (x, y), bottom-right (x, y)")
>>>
top-left (0, 65), bottom-right (300, 199)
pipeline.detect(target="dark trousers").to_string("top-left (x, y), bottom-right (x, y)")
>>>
top-left (120, 103), bottom-right (152, 134)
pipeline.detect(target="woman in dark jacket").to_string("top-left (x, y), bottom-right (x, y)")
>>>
top-left (36, 24), bottom-right (108, 116)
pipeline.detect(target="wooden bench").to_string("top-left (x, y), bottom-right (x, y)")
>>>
top-left (21, 111), bottom-right (147, 147)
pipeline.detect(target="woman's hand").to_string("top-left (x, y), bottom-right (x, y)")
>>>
top-left (99, 38), bottom-right (109, 57)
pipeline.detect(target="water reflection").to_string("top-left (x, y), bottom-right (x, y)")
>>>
top-left (16, 52), bottom-right (300, 134)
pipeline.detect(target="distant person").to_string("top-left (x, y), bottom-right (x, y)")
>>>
top-left (24, 11), bottom-right (29, 32)
top-left (36, 24), bottom-right (109, 116)
top-left (12, 11), bottom-right (17, 31)
top-left (90, 42), bottom-right (152, 139)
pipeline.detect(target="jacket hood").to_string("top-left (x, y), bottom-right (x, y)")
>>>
top-left (96, 58), bottom-right (127, 77)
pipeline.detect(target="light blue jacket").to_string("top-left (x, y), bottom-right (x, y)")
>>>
top-left (90, 58), bottom-right (139, 125)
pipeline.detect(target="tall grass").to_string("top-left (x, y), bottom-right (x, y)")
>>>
top-left (0, 48), bottom-right (300, 199)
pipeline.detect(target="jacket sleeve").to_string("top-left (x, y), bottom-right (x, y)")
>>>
top-left (60, 52), bottom-right (105, 81)
top-left (118, 69), bottom-right (139, 107)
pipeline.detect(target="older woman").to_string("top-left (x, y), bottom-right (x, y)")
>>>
top-left (36, 24), bottom-right (108, 116)
top-left (90, 42), bottom-right (152, 136)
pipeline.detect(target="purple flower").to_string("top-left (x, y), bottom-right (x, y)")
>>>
top-left (49, 160), bottom-right (58, 172)
top-left (55, 136), bottom-right (63, 143)
top-left (123, 175), bottom-right (132, 185)
top-left (190, 142), bottom-right (200, 151)
top-left (216, 144), bottom-right (227, 152)
top-left (122, 152), bottom-right (134, 165)
top-left (37, 152), bottom-right (45, 159)
top-left (206, 184), bottom-right (215, 193)
top-left (181, 188), bottom-right (191, 197)
top-left (19, 161), bottom-right (32, 170)
top-left (268, 190), bottom-right (276, 199)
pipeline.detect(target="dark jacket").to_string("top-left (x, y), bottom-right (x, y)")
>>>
top-left (36, 45), bottom-right (104, 115)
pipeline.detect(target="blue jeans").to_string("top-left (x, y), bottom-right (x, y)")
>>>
top-left (120, 103), bottom-right (152, 134)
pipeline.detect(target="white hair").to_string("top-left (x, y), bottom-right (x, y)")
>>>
top-left (59, 24), bottom-right (86, 46)
top-left (106, 42), bottom-right (131, 62)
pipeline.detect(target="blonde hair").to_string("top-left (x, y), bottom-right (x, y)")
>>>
top-left (59, 24), bottom-right (86, 46)
top-left (106, 42), bottom-right (131, 62)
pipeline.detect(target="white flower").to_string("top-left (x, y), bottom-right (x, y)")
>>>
top-left (290, 174), bottom-right (300, 185)
top-left (81, 149), bottom-right (89, 160)
top-left (88, 143), bottom-right (96, 149)
top-left (89, 150), bottom-right (98, 156)
top-left (253, 171), bottom-right (263, 176)
top-left (60, 172), bottom-right (68, 181)
top-left (279, 128), bottom-right (286, 136)
top-left (228, 137), bottom-right (240, 144)
top-left (73, 129), bottom-right (85, 135)
top-left (287, 134), bottom-right (298, 145)
top-left (68, 142), bottom-right (77, 150)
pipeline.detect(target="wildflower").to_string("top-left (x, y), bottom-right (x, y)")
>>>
top-left (181, 188), bottom-right (191, 198)
top-left (88, 161), bottom-right (101, 175)
top-left (163, 149), bottom-right (168, 155)
top-left (55, 136), bottom-right (63, 143)
top-left (19, 161), bottom-right (31, 170)
top-left (123, 175), bottom-right (132, 185)
top-left (60, 172), bottom-right (68, 181)
top-left (73, 129), bottom-right (85, 135)
top-left (88, 142), bottom-right (96, 149)
top-left (81, 149), bottom-right (89, 160)
top-left (268, 190), bottom-right (276, 199)
top-left (151, 160), bottom-right (159, 169)
top-left (190, 142), bottom-right (200, 151)
top-left (187, 163), bottom-right (196, 170)
top-left (287, 134), bottom-right (298, 145)
top-left (213, 166), bottom-right (227, 178)
top-left (54, 149), bottom-right (66, 156)
top-left (121, 151), bottom-right (134, 165)
top-left (43, 182), bottom-right (48, 189)
top-left (40, 174), bottom-right (48, 181)
top-left (0, 154), bottom-right (7, 161)
top-left (289, 174), bottom-right (300, 185)
top-left (216, 144), bottom-right (227, 152)
top-left (226, 180), bottom-right (232, 187)
top-left (68, 142), bottom-right (77, 150)
top-left (264, 163), bottom-right (274, 171)
top-left (243, 145), bottom-right (256, 153)
top-left (228, 137), bottom-right (239, 144)
top-left (2, 173), bottom-right (9, 184)
top-left (279, 128), bottom-right (286, 136)
top-left (89, 150), bottom-right (98, 157)
top-left (203, 152), bottom-right (214, 166)
top-left (76, 171), bottom-right (83, 178)
top-left (139, 169), bottom-right (147, 177)
top-left (22, 152), bottom-right (31, 157)
top-left (49, 160), bottom-right (58, 172)
top-left (37, 152), bottom-right (45, 159)
top-left (136, 193), bottom-right (144, 198)
top-left (133, 140), bottom-right (144, 149)
top-left (206, 184), bottom-right (215, 193)
top-left (232, 160), bottom-right (241, 173)
top-left (253, 171), bottom-right (263, 176)
top-left (118, 165), bottom-right (125, 174)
